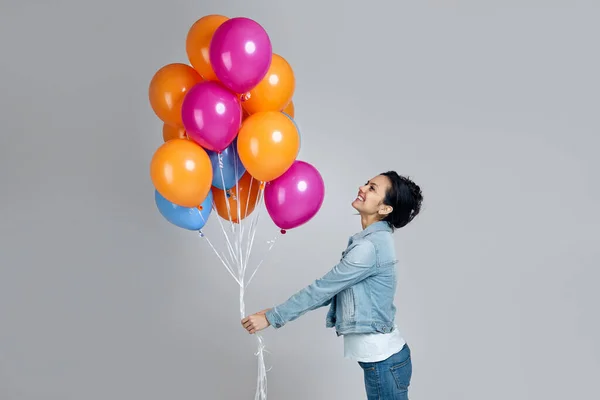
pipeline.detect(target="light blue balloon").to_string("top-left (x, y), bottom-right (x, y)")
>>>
top-left (155, 189), bottom-right (213, 231)
top-left (207, 139), bottom-right (246, 190)
top-left (282, 112), bottom-right (301, 155)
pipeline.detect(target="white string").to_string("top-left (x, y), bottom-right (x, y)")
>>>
top-left (198, 231), bottom-right (241, 286)
top-left (247, 237), bottom-right (278, 287)
top-left (254, 334), bottom-right (268, 400)
top-left (211, 197), bottom-right (239, 266)
top-left (198, 154), bottom-right (276, 400)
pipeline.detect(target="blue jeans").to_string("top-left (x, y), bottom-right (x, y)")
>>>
top-left (358, 344), bottom-right (412, 399)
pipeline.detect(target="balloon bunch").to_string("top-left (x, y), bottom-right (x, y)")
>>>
top-left (147, 14), bottom-right (325, 400)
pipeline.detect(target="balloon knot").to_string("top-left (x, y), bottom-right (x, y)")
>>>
top-left (198, 230), bottom-right (204, 237)
top-left (197, 205), bottom-right (203, 211)
top-left (259, 182), bottom-right (266, 190)
top-left (280, 229), bottom-right (287, 235)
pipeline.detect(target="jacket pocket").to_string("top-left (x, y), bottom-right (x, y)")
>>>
top-left (339, 288), bottom-right (356, 321)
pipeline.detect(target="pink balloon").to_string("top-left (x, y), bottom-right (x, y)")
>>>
top-left (209, 17), bottom-right (272, 94)
top-left (181, 81), bottom-right (242, 152)
top-left (264, 160), bottom-right (325, 230)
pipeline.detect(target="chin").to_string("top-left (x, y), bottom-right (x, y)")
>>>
top-left (351, 199), bottom-right (361, 211)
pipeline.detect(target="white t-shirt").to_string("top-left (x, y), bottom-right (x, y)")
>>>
top-left (343, 325), bottom-right (406, 362)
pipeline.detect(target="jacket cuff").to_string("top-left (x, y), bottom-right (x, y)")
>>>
top-left (265, 308), bottom-right (284, 329)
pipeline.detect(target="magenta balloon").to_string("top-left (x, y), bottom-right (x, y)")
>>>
top-left (264, 160), bottom-right (325, 230)
top-left (181, 81), bottom-right (242, 152)
top-left (209, 17), bottom-right (272, 94)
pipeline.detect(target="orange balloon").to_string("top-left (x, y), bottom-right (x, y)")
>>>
top-left (186, 15), bottom-right (229, 81)
top-left (212, 172), bottom-right (261, 223)
top-left (150, 139), bottom-right (213, 207)
top-left (282, 100), bottom-right (294, 118)
top-left (162, 123), bottom-right (188, 142)
top-left (242, 54), bottom-right (295, 115)
top-left (149, 63), bottom-right (203, 127)
top-left (237, 111), bottom-right (300, 182)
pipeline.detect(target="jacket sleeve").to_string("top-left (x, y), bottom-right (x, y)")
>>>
top-left (265, 241), bottom-right (376, 329)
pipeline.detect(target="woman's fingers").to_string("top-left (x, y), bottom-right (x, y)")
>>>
top-left (241, 313), bottom-right (270, 334)
top-left (241, 316), bottom-right (256, 332)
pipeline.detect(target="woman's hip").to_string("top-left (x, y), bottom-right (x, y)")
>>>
top-left (358, 344), bottom-right (412, 399)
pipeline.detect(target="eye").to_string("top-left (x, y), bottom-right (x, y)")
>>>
top-left (369, 185), bottom-right (375, 191)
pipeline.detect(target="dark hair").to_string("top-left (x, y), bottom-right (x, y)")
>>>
top-left (380, 171), bottom-right (423, 230)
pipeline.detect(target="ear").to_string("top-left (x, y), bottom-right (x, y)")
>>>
top-left (378, 205), bottom-right (393, 217)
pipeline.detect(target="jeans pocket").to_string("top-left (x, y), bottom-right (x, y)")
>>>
top-left (390, 356), bottom-right (412, 391)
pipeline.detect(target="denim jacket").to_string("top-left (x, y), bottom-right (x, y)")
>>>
top-left (265, 221), bottom-right (398, 336)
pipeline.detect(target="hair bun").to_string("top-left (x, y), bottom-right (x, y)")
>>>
top-left (380, 171), bottom-right (423, 230)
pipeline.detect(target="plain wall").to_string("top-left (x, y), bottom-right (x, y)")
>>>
top-left (1, 1), bottom-right (598, 399)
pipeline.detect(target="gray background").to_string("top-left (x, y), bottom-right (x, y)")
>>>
top-left (1, 0), bottom-right (598, 399)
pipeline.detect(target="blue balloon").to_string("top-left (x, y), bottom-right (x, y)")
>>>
top-left (282, 112), bottom-right (301, 155)
top-left (155, 189), bottom-right (213, 231)
top-left (207, 139), bottom-right (246, 190)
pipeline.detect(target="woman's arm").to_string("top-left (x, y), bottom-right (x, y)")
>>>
top-left (264, 240), bottom-right (376, 329)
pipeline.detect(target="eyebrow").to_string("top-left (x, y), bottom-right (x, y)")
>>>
top-left (369, 181), bottom-right (378, 187)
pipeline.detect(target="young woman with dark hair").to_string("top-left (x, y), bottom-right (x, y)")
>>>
top-left (242, 171), bottom-right (423, 399)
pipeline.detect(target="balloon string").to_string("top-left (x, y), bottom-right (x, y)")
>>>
top-left (240, 176), bottom-right (255, 268)
top-left (243, 188), bottom-right (265, 274)
top-left (245, 177), bottom-right (255, 224)
top-left (199, 213), bottom-right (238, 282)
top-left (198, 231), bottom-right (241, 286)
top-left (232, 146), bottom-right (244, 278)
top-left (218, 153), bottom-right (236, 235)
top-left (199, 229), bottom-right (272, 400)
top-left (202, 169), bottom-right (276, 400)
top-left (246, 235), bottom-right (279, 287)
top-left (211, 199), bottom-right (240, 268)
top-left (254, 334), bottom-right (269, 400)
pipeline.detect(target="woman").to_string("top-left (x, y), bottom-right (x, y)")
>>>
top-left (242, 171), bottom-right (423, 399)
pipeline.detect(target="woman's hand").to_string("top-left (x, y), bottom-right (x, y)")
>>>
top-left (241, 309), bottom-right (272, 334)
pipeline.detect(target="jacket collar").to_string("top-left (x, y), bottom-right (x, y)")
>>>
top-left (351, 221), bottom-right (392, 241)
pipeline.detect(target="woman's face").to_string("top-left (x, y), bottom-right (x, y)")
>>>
top-left (352, 175), bottom-right (392, 217)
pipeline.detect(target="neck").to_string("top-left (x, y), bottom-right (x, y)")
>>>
top-left (360, 214), bottom-right (381, 230)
